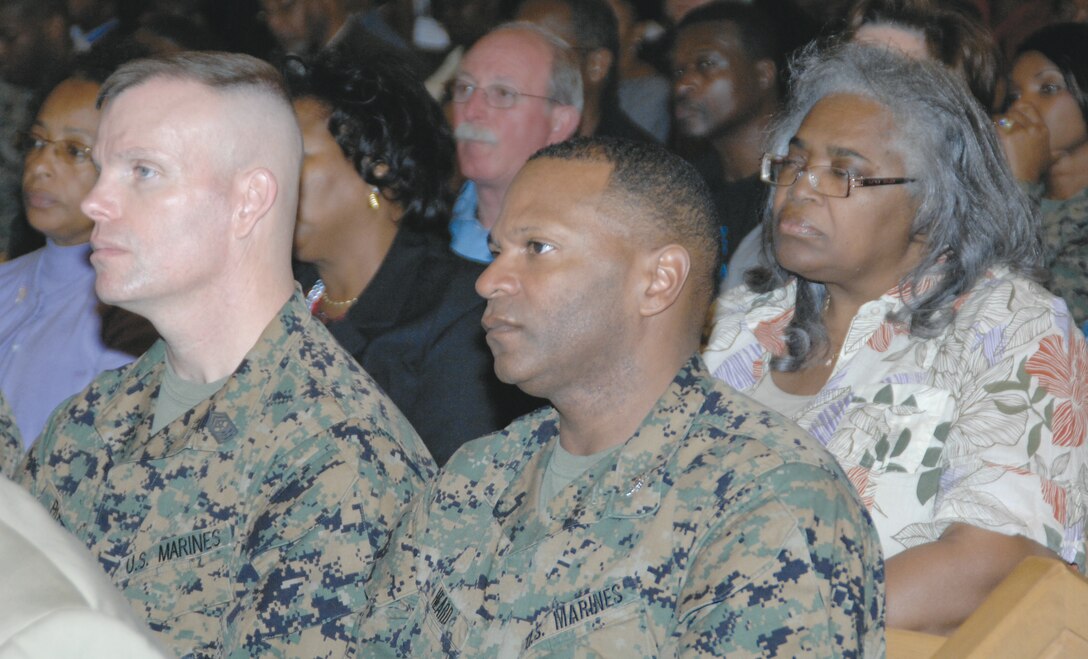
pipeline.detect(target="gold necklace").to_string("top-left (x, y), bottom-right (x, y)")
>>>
top-left (306, 279), bottom-right (358, 323)
top-left (320, 290), bottom-right (359, 309)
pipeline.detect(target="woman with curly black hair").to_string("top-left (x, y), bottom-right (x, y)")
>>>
top-left (287, 47), bottom-right (538, 465)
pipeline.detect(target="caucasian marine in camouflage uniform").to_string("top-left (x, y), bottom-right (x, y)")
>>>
top-left (19, 52), bottom-right (435, 657)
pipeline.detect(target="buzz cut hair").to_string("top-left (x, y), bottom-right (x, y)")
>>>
top-left (530, 136), bottom-right (720, 304)
top-left (97, 51), bottom-right (291, 110)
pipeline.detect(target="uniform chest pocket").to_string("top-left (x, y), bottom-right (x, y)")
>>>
top-left (522, 595), bottom-right (660, 658)
top-left (120, 526), bottom-right (235, 656)
top-left (829, 383), bottom-right (955, 474)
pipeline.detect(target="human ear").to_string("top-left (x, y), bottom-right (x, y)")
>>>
top-left (755, 59), bottom-right (777, 93)
top-left (549, 104), bottom-right (582, 142)
top-left (233, 168), bottom-right (277, 239)
top-left (639, 244), bottom-right (690, 317)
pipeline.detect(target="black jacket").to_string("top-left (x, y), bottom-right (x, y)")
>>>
top-left (295, 228), bottom-right (541, 465)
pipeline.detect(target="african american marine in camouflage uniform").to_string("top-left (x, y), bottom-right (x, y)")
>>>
top-left (18, 52), bottom-right (435, 657)
top-left (356, 138), bottom-right (884, 656)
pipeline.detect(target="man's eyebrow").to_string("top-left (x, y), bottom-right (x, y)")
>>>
top-left (114, 147), bottom-right (162, 160)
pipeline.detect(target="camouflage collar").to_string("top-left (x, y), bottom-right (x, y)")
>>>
top-left (492, 355), bottom-right (710, 551)
top-left (104, 293), bottom-right (312, 462)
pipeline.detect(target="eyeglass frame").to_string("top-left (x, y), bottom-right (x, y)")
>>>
top-left (449, 78), bottom-right (560, 109)
top-left (760, 153), bottom-right (916, 198)
top-left (16, 131), bottom-right (94, 167)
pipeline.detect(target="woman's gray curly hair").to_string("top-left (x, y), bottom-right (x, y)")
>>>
top-left (747, 42), bottom-right (1044, 372)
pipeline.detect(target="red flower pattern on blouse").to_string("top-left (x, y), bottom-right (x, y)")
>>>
top-left (1042, 476), bottom-right (1068, 525)
top-left (1026, 335), bottom-right (1088, 448)
top-left (847, 465), bottom-right (875, 509)
top-left (866, 321), bottom-right (894, 353)
top-left (753, 307), bottom-right (793, 357)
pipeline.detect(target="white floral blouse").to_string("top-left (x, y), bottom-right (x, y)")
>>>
top-left (704, 268), bottom-right (1087, 569)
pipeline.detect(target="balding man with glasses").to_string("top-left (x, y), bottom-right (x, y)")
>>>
top-left (447, 21), bottom-right (582, 263)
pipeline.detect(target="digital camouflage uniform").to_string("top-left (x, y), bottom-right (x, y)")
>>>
top-left (356, 357), bottom-right (884, 657)
top-left (1040, 186), bottom-right (1088, 330)
top-left (0, 392), bottom-right (19, 478)
top-left (19, 293), bottom-right (436, 658)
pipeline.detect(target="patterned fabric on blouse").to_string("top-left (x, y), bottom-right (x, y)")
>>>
top-left (704, 267), bottom-right (1088, 569)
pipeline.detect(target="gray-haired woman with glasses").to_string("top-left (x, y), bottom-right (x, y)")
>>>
top-left (704, 43), bottom-right (1087, 635)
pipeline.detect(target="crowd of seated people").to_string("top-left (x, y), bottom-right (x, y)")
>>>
top-left (0, 0), bottom-right (1086, 655)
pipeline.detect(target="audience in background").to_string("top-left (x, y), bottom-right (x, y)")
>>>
top-left (0, 0), bottom-right (73, 262)
top-left (844, 0), bottom-right (1001, 110)
top-left (514, 0), bottom-right (655, 143)
top-left (259, 0), bottom-right (409, 59)
top-left (996, 22), bottom-right (1088, 329)
top-left (664, 0), bottom-right (714, 23)
top-left (287, 46), bottom-right (539, 465)
top-left (128, 11), bottom-right (224, 54)
top-left (0, 45), bottom-right (153, 447)
top-left (423, 0), bottom-right (503, 98)
top-left (704, 43), bottom-right (1086, 635)
top-left (447, 22), bottom-right (581, 263)
top-left (66, 0), bottom-right (120, 51)
top-left (604, 0), bottom-right (671, 143)
top-left (671, 2), bottom-right (785, 285)
top-left (0, 0), bottom-right (71, 89)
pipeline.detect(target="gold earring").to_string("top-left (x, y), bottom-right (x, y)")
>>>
top-left (368, 186), bottom-right (381, 210)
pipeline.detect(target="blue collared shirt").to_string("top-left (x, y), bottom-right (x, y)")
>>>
top-left (449, 181), bottom-right (493, 264)
top-left (0, 241), bottom-right (135, 445)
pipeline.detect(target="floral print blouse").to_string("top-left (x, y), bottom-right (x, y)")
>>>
top-left (703, 268), bottom-right (1087, 569)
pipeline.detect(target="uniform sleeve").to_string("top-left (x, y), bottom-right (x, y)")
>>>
top-left (0, 394), bottom-right (20, 478)
top-left (353, 480), bottom-right (439, 658)
top-left (930, 290), bottom-right (1088, 569)
top-left (220, 420), bottom-right (428, 657)
top-left (16, 393), bottom-right (75, 500)
top-left (674, 462), bottom-right (884, 658)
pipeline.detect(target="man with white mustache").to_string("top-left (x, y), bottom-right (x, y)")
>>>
top-left (448, 21), bottom-right (582, 263)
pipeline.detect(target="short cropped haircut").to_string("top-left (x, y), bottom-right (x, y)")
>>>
top-left (285, 45), bottom-right (455, 235)
top-left (97, 51), bottom-right (291, 110)
top-left (750, 43), bottom-right (1042, 371)
top-left (486, 22), bottom-right (584, 113)
top-left (676, 1), bottom-right (783, 66)
top-left (530, 137), bottom-right (720, 305)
